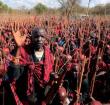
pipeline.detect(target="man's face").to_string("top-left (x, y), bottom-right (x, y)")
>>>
top-left (32, 29), bottom-right (45, 49)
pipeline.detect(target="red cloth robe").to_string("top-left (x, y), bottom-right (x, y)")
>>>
top-left (18, 46), bottom-right (54, 96)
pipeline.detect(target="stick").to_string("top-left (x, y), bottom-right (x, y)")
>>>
top-left (89, 48), bottom-right (101, 98)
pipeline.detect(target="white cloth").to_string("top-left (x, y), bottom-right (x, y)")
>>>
top-left (34, 50), bottom-right (44, 61)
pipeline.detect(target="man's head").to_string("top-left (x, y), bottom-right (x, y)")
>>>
top-left (31, 28), bottom-right (46, 50)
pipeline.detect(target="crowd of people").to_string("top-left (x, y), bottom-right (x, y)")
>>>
top-left (0, 15), bottom-right (110, 105)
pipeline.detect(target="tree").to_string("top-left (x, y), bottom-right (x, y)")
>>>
top-left (34, 3), bottom-right (48, 14)
top-left (0, 1), bottom-right (3, 11)
top-left (2, 4), bottom-right (8, 11)
top-left (91, 5), bottom-right (105, 15)
top-left (0, 1), bottom-right (11, 13)
top-left (57, 0), bottom-right (81, 19)
top-left (105, 3), bottom-right (110, 15)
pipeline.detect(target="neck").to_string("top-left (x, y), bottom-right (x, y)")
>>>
top-left (34, 46), bottom-right (44, 52)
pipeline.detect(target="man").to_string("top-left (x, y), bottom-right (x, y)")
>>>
top-left (3, 27), bottom-right (54, 105)
top-left (26, 27), bottom-right (54, 104)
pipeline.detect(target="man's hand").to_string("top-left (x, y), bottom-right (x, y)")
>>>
top-left (11, 22), bottom-right (27, 47)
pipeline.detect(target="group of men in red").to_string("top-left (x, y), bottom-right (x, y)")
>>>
top-left (0, 16), bottom-right (110, 105)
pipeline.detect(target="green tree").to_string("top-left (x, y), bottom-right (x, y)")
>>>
top-left (0, 1), bottom-right (11, 13)
top-left (0, 1), bottom-right (3, 11)
top-left (34, 3), bottom-right (48, 14)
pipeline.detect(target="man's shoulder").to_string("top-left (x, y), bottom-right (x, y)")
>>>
top-left (19, 47), bottom-right (31, 58)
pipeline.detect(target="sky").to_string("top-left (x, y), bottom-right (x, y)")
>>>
top-left (0, 0), bottom-right (110, 9)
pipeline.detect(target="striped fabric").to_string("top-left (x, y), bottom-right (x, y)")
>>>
top-left (10, 81), bottom-right (23, 105)
top-left (27, 46), bottom-right (54, 96)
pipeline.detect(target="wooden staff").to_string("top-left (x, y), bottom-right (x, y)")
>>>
top-left (89, 18), bottom-right (105, 98)
top-left (97, 18), bottom-right (101, 41)
top-left (54, 52), bottom-right (60, 73)
top-left (68, 40), bottom-right (70, 55)
top-left (74, 56), bottom-right (86, 105)
top-left (100, 29), bottom-right (108, 58)
top-left (86, 41), bottom-right (92, 78)
top-left (42, 58), bottom-right (71, 105)
top-left (64, 37), bottom-right (70, 55)
top-left (53, 44), bottom-right (64, 73)
top-left (89, 48), bottom-right (101, 98)
top-left (72, 24), bottom-right (87, 104)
